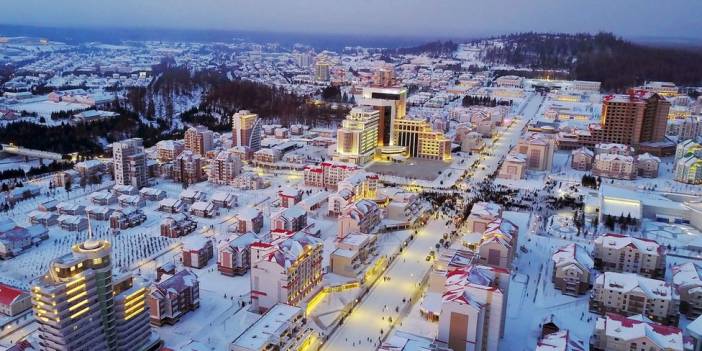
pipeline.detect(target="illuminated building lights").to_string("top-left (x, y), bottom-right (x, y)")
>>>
top-left (70, 306), bottom-right (90, 319)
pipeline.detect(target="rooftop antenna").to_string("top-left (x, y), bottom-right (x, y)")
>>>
top-left (82, 210), bottom-right (101, 250)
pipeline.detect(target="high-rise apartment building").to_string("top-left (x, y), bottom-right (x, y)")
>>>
top-left (113, 138), bottom-right (148, 189)
top-left (31, 237), bottom-right (158, 351)
top-left (336, 106), bottom-right (380, 164)
top-left (314, 58), bottom-right (330, 82)
top-left (232, 110), bottom-right (262, 151)
top-left (184, 126), bottom-right (213, 157)
top-left (372, 66), bottom-right (396, 88)
top-left (173, 150), bottom-right (205, 185)
top-left (578, 91), bottom-right (670, 149)
top-left (208, 149), bottom-right (242, 185)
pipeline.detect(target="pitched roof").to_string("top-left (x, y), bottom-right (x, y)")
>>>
top-left (0, 283), bottom-right (27, 306)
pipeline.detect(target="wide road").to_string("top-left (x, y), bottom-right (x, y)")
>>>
top-left (322, 94), bottom-right (546, 350)
top-left (322, 216), bottom-right (452, 351)
top-left (470, 93), bottom-right (544, 182)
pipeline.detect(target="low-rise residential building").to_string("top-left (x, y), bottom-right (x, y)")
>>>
top-left (211, 191), bottom-right (237, 209)
top-left (0, 283), bottom-right (31, 316)
top-left (672, 262), bottom-right (702, 319)
top-left (497, 154), bottom-right (527, 180)
top-left (278, 188), bottom-right (303, 208)
top-left (589, 272), bottom-right (680, 326)
top-left (477, 218), bottom-right (519, 270)
top-left (217, 232), bottom-right (259, 276)
top-left (233, 207), bottom-right (264, 234)
top-left (56, 202), bottom-right (85, 216)
top-left (189, 201), bottom-right (216, 218)
top-left (233, 172), bottom-right (267, 190)
top-left (160, 213), bottom-right (197, 238)
top-left (590, 313), bottom-right (683, 351)
top-left (89, 190), bottom-right (117, 205)
top-left (338, 199), bottom-right (381, 237)
top-left (158, 198), bottom-right (185, 213)
top-left (28, 210), bottom-right (58, 226)
top-left (250, 233), bottom-right (323, 312)
top-left (436, 265), bottom-right (509, 351)
top-left (118, 194), bottom-right (145, 208)
top-left (592, 154), bottom-right (637, 180)
top-left (551, 243), bottom-right (593, 296)
top-left (139, 187), bottom-right (166, 201)
top-left (303, 161), bottom-right (358, 189)
top-left (465, 202), bottom-right (502, 234)
top-left (271, 206), bottom-right (307, 233)
top-left (229, 303), bottom-right (318, 351)
top-left (179, 188), bottom-right (206, 204)
top-left (636, 153), bottom-right (661, 178)
top-left (571, 147), bottom-right (594, 171)
top-left (593, 234), bottom-right (665, 278)
top-left (109, 208), bottom-right (146, 230)
top-left (516, 132), bottom-right (555, 171)
top-left (0, 218), bottom-right (48, 258)
top-left (57, 214), bottom-right (88, 232)
top-left (147, 270), bottom-right (200, 326)
top-left (182, 236), bottom-right (214, 269)
top-left (330, 232), bottom-right (378, 278)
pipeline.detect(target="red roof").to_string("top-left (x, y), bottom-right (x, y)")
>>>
top-left (0, 283), bottom-right (26, 306)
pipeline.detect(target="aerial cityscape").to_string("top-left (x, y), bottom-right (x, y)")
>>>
top-left (1, 1), bottom-right (702, 351)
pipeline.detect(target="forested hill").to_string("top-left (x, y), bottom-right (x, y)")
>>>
top-left (481, 32), bottom-right (702, 91)
top-left (385, 41), bottom-right (458, 58)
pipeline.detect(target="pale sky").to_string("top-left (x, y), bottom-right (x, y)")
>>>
top-left (2, 0), bottom-right (701, 39)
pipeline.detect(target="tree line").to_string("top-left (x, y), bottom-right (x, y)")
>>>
top-left (481, 32), bottom-right (702, 91)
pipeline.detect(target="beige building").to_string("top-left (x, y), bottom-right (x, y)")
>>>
top-left (590, 313), bottom-right (683, 351)
top-left (589, 272), bottom-right (680, 325)
top-left (173, 150), bottom-right (205, 185)
top-left (592, 154), bottom-right (637, 180)
top-left (338, 199), bottom-right (381, 237)
top-left (392, 118), bottom-right (452, 160)
top-left (232, 110), bottom-right (262, 151)
top-left (303, 161), bottom-right (358, 189)
top-left (477, 218), bottom-right (518, 270)
top-left (335, 106), bottom-right (380, 165)
top-left (516, 132), bottom-right (555, 171)
top-left (497, 154), bottom-right (526, 180)
top-left (0, 283), bottom-right (31, 316)
top-left (593, 234), bottom-right (665, 278)
top-left (330, 233), bottom-right (378, 279)
top-left (229, 303), bottom-right (318, 351)
top-left (184, 126), bottom-right (213, 157)
top-left (437, 265), bottom-right (509, 351)
top-left (571, 147), bottom-right (594, 171)
top-left (250, 233), bottom-right (323, 312)
top-left (551, 243), bottom-right (593, 296)
top-left (156, 140), bottom-right (184, 162)
top-left (209, 150), bottom-right (242, 185)
top-left (465, 202), bottom-right (502, 234)
top-left (113, 138), bottom-right (148, 189)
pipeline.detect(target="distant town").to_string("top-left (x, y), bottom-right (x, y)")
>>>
top-left (0, 30), bottom-right (701, 351)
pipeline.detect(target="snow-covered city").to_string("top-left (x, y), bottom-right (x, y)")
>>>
top-left (1, 2), bottom-right (702, 351)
